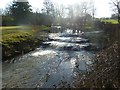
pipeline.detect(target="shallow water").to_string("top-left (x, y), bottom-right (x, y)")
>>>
top-left (2, 28), bottom-right (105, 88)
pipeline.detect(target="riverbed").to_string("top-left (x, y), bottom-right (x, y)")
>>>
top-left (2, 28), bottom-right (108, 88)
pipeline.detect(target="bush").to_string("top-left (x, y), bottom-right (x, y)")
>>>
top-left (74, 41), bottom-right (120, 88)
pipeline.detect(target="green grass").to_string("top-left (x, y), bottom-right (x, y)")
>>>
top-left (101, 19), bottom-right (118, 24)
top-left (1, 25), bottom-right (50, 43)
top-left (1, 26), bottom-right (25, 30)
top-left (40, 25), bottom-right (49, 30)
top-left (1, 26), bottom-right (33, 35)
top-left (1, 25), bottom-right (50, 60)
top-left (1, 25), bottom-right (50, 35)
top-left (0, 26), bottom-right (33, 42)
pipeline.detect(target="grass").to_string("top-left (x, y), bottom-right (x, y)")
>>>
top-left (101, 19), bottom-right (119, 24)
top-left (1, 25), bottom-right (50, 34)
top-left (40, 25), bottom-right (49, 30)
top-left (0, 26), bottom-right (33, 42)
top-left (1, 26), bottom-right (34, 35)
top-left (1, 26), bottom-right (26, 30)
top-left (1, 25), bottom-right (50, 61)
top-left (1, 25), bottom-right (50, 39)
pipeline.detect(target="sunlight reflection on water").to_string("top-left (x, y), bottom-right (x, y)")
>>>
top-left (70, 58), bottom-right (76, 67)
top-left (31, 50), bottom-right (57, 57)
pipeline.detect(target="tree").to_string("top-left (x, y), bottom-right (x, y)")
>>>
top-left (42, 0), bottom-right (55, 16)
top-left (41, 0), bottom-right (56, 26)
top-left (9, 0), bottom-right (32, 24)
top-left (111, 14), bottom-right (118, 19)
top-left (67, 5), bottom-right (74, 26)
top-left (2, 7), bottom-right (15, 26)
top-left (65, 1), bottom-right (95, 30)
top-left (0, 9), bottom-right (4, 15)
top-left (54, 4), bottom-right (66, 26)
top-left (110, 0), bottom-right (120, 23)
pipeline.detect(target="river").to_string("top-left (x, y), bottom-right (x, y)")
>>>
top-left (2, 27), bottom-right (108, 88)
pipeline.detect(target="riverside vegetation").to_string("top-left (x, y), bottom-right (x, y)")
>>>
top-left (1, 25), bottom-right (50, 61)
top-left (73, 22), bottom-right (120, 88)
top-left (1, 0), bottom-right (120, 88)
top-left (74, 41), bottom-right (120, 88)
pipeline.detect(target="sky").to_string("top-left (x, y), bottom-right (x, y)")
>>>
top-left (0, 0), bottom-right (113, 18)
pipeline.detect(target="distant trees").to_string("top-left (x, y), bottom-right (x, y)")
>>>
top-left (30, 12), bottom-right (53, 26)
top-left (2, 0), bottom-right (95, 27)
top-left (41, 0), bottom-right (56, 26)
top-left (2, 15), bottom-right (14, 26)
top-left (0, 8), bottom-right (4, 15)
top-left (54, 4), bottom-right (66, 26)
top-left (64, 1), bottom-right (95, 29)
top-left (9, 0), bottom-right (32, 24)
top-left (2, 7), bottom-right (15, 26)
top-left (42, 0), bottom-right (55, 16)
top-left (42, 1), bottom-right (67, 26)
top-left (110, 0), bottom-right (120, 23)
top-left (2, 0), bottom-right (54, 26)
top-left (111, 14), bottom-right (118, 19)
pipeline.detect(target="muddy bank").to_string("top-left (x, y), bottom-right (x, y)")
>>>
top-left (2, 31), bottom-right (49, 61)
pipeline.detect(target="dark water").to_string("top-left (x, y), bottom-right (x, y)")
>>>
top-left (2, 28), bottom-right (108, 88)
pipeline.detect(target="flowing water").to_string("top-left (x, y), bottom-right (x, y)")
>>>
top-left (2, 28), bottom-right (108, 88)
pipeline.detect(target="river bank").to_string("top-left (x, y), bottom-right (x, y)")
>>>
top-left (2, 27), bottom-right (109, 88)
top-left (74, 41), bottom-right (120, 88)
top-left (72, 22), bottom-right (120, 88)
top-left (2, 25), bottom-right (120, 88)
top-left (1, 25), bottom-right (50, 61)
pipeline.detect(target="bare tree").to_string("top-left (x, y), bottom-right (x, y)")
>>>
top-left (89, 1), bottom-right (96, 21)
top-left (67, 5), bottom-right (75, 26)
top-left (42, 0), bottom-right (55, 16)
top-left (71, 1), bottom-right (94, 30)
top-left (0, 9), bottom-right (4, 15)
top-left (53, 4), bottom-right (66, 25)
top-left (111, 0), bottom-right (120, 23)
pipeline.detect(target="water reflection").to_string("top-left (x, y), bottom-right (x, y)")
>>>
top-left (3, 28), bottom-right (103, 88)
top-left (31, 50), bottom-right (57, 57)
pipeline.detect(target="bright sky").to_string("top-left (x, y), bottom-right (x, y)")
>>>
top-left (0, 0), bottom-right (113, 18)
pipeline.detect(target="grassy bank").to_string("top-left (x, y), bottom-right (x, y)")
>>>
top-left (1, 25), bottom-right (50, 61)
top-left (101, 19), bottom-right (118, 24)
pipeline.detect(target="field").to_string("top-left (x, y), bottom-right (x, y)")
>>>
top-left (1, 26), bottom-right (32, 43)
top-left (1, 25), bottom-right (50, 60)
top-left (1, 25), bottom-right (49, 41)
top-left (1, 26), bottom-right (32, 35)
top-left (101, 19), bottom-right (118, 24)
